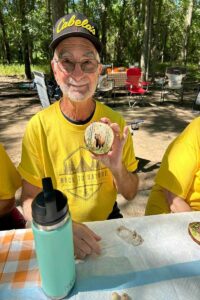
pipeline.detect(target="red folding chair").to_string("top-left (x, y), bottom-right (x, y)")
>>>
top-left (126, 67), bottom-right (148, 107)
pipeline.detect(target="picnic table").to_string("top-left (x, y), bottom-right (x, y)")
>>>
top-left (1, 211), bottom-right (200, 299)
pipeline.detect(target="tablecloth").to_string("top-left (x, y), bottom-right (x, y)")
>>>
top-left (1, 212), bottom-right (200, 299)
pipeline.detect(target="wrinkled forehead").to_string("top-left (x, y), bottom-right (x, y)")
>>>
top-left (54, 37), bottom-right (98, 59)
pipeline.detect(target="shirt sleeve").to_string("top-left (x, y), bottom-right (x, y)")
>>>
top-left (0, 144), bottom-right (21, 199)
top-left (17, 115), bottom-right (44, 188)
top-left (155, 120), bottom-right (200, 198)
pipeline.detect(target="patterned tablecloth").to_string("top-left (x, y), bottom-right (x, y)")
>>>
top-left (107, 72), bottom-right (127, 88)
top-left (1, 212), bottom-right (200, 299)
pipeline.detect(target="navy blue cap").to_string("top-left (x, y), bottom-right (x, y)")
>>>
top-left (50, 12), bottom-right (102, 53)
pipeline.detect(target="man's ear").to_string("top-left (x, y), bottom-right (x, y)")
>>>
top-left (98, 63), bottom-right (103, 75)
top-left (51, 59), bottom-right (56, 74)
top-left (51, 59), bottom-right (59, 83)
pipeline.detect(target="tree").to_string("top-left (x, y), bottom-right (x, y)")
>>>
top-left (19, 0), bottom-right (32, 79)
top-left (50, 0), bottom-right (65, 25)
top-left (99, 0), bottom-right (110, 63)
top-left (0, 3), bottom-right (11, 63)
top-left (140, 0), bottom-right (153, 80)
top-left (181, 0), bottom-right (194, 65)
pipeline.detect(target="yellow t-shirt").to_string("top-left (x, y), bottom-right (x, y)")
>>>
top-left (18, 100), bottom-right (138, 222)
top-left (145, 117), bottom-right (200, 215)
top-left (0, 144), bottom-right (21, 200)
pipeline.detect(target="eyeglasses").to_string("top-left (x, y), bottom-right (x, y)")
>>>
top-left (55, 58), bottom-right (100, 74)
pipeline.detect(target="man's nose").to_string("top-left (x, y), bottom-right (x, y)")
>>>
top-left (72, 62), bottom-right (84, 78)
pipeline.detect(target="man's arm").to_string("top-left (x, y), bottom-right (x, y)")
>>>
top-left (0, 198), bottom-right (15, 217)
top-left (92, 119), bottom-right (139, 200)
top-left (20, 179), bottom-right (101, 259)
top-left (163, 188), bottom-right (192, 213)
top-left (21, 180), bottom-right (41, 221)
top-left (112, 168), bottom-right (138, 200)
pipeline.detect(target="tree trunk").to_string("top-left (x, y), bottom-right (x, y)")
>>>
top-left (50, 0), bottom-right (65, 25)
top-left (19, 0), bottom-right (32, 79)
top-left (116, 0), bottom-right (127, 65)
top-left (82, 0), bottom-right (87, 15)
top-left (150, 0), bottom-right (163, 79)
top-left (181, 0), bottom-right (194, 65)
top-left (0, 7), bottom-right (11, 63)
top-left (100, 0), bottom-right (110, 63)
top-left (140, 0), bottom-right (153, 80)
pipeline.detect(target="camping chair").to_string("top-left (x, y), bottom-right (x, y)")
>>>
top-left (126, 67), bottom-right (148, 107)
top-left (33, 71), bottom-right (61, 108)
top-left (161, 67), bottom-right (186, 102)
top-left (33, 71), bottom-right (51, 107)
top-left (96, 74), bottom-right (114, 99)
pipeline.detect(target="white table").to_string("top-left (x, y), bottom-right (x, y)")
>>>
top-left (1, 212), bottom-right (200, 299)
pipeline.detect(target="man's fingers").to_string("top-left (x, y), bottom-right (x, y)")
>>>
top-left (122, 126), bottom-right (129, 144)
top-left (82, 230), bottom-right (101, 255)
top-left (75, 247), bottom-right (87, 260)
top-left (74, 236), bottom-right (92, 256)
top-left (110, 123), bottom-right (120, 133)
top-left (84, 225), bottom-right (102, 241)
top-left (99, 117), bottom-right (111, 125)
top-left (72, 222), bottom-right (101, 259)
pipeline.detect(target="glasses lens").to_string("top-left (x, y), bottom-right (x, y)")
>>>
top-left (59, 58), bottom-right (75, 73)
top-left (81, 60), bottom-right (98, 73)
top-left (57, 59), bottom-right (99, 74)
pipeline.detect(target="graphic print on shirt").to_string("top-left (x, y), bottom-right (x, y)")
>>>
top-left (59, 147), bottom-right (108, 200)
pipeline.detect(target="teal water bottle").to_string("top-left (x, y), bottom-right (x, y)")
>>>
top-left (32, 177), bottom-right (76, 299)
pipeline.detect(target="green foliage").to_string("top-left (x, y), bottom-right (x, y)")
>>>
top-left (0, 64), bottom-right (50, 76)
top-left (0, 0), bottom-right (199, 77)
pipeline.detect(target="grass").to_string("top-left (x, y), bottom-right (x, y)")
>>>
top-left (0, 64), bottom-right (51, 77)
top-left (0, 62), bottom-right (199, 81)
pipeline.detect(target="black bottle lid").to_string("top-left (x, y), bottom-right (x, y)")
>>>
top-left (32, 177), bottom-right (68, 226)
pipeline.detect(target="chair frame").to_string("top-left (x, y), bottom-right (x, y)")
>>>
top-left (161, 67), bottom-right (187, 103)
top-left (126, 68), bottom-right (147, 107)
top-left (33, 71), bottom-right (61, 108)
top-left (96, 74), bottom-right (114, 99)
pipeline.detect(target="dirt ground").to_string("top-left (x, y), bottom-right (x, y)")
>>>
top-left (0, 76), bottom-right (199, 217)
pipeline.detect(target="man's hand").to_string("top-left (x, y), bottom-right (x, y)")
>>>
top-left (72, 221), bottom-right (101, 259)
top-left (91, 117), bottom-right (138, 200)
top-left (91, 117), bottom-right (128, 172)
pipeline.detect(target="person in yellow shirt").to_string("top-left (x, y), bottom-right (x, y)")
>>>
top-left (18, 12), bottom-right (139, 259)
top-left (145, 117), bottom-right (200, 215)
top-left (0, 144), bottom-right (26, 230)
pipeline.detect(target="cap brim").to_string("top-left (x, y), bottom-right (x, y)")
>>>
top-left (49, 32), bottom-right (102, 53)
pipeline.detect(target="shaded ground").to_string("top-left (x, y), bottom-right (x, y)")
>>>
top-left (0, 76), bottom-right (199, 217)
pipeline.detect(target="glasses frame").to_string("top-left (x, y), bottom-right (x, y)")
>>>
top-left (54, 57), bottom-right (101, 74)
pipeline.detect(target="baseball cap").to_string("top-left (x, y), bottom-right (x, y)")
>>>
top-left (50, 12), bottom-right (102, 53)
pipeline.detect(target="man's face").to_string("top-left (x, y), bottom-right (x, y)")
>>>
top-left (51, 37), bottom-right (102, 102)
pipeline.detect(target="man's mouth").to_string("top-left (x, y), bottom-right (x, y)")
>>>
top-left (68, 78), bottom-right (89, 88)
top-left (71, 83), bottom-right (86, 87)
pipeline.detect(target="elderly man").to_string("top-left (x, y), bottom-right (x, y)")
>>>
top-left (18, 12), bottom-right (138, 258)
